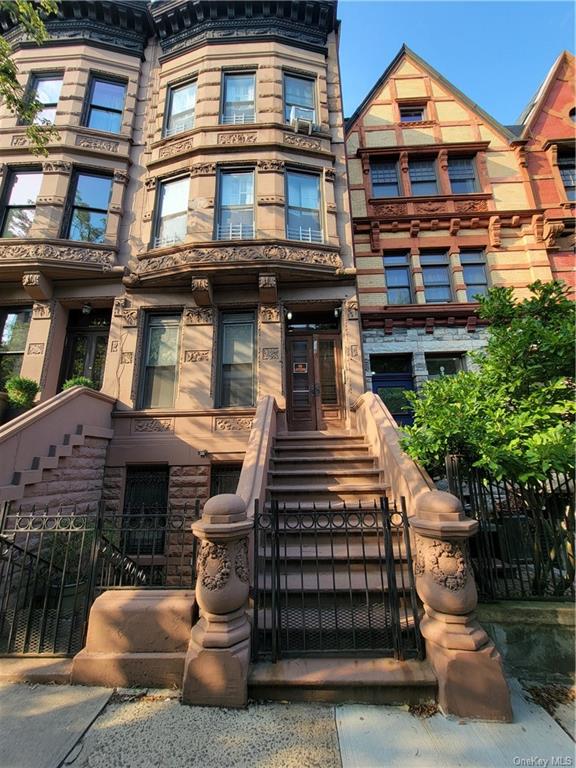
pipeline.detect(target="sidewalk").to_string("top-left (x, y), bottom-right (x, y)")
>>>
top-left (0, 679), bottom-right (573, 768)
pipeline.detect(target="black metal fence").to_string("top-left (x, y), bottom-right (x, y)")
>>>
top-left (446, 456), bottom-right (575, 601)
top-left (0, 501), bottom-right (200, 656)
top-left (252, 497), bottom-right (423, 662)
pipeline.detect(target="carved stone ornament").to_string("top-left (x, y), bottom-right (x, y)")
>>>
top-left (159, 138), bottom-right (194, 159)
top-left (22, 273), bottom-right (40, 287)
top-left (110, 340), bottom-right (119, 352)
top-left (184, 350), bottom-right (210, 362)
top-left (27, 343), bottom-right (45, 355)
top-left (144, 177), bottom-right (157, 191)
top-left (283, 133), bottom-right (322, 151)
top-left (11, 135), bottom-right (27, 147)
top-left (217, 133), bottom-right (257, 145)
top-left (454, 199), bottom-right (488, 213)
top-left (259, 305), bottom-right (280, 323)
top-left (257, 160), bottom-right (285, 172)
top-left (137, 244), bottom-right (342, 275)
top-left (190, 163), bottom-right (216, 177)
top-left (349, 344), bottom-right (359, 359)
top-left (0, 243), bottom-right (115, 271)
top-left (543, 220), bottom-right (565, 248)
top-left (42, 161), bottom-right (72, 174)
top-left (346, 300), bottom-right (359, 320)
top-left (488, 216), bottom-right (501, 248)
top-left (415, 538), bottom-right (469, 592)
top-left (134, 418), bottom-right (173, 433)
top-left (75, 135), bottom-right (119, 153)
top-left (113, 297), bottom-right (128, 317)
top-left (120, 352), bottom-right (133, 364)
top-left (372, 203), bottom-right (408, 217)
top-left (262, 347), bottom-right (280, 360)
top-left (214, 417), bottom-right (254, 432)
top-left (191, 277), bottom-right (210, 292)
top-left (257, 195), bottom-right (285, 206)
top-left (324, 168), bottom-right (336, 181)
top-left (113, 169), bottom-right (129, 184)
top-left (414, 201), bottom-right (448, 214)
top-left (184, 307), bottom-right (214, 326)
top-left (32, 302), bottom-right (52, 319)
top-left (197, 541), bottom-right (231, 591)
top-left (235, 539), bottom-right (250, 584)
top-left (259, 274), bottom-right (276, 289)
top-left (122, 309), bottom-right (139, 327)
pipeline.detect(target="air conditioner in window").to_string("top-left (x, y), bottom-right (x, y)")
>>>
top-left (289, 106), bottom-right (313, 135)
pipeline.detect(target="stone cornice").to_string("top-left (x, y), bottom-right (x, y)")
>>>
top-left (0, 240), bottom-right (116, 272)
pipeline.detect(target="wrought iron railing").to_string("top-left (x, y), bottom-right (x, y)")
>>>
top-left (221, 111), bottom-right (255, 124)
top-left (252, 497), bottom-right (422, 662)
top-left (446, 456), bottom-right (575, 601)
top-left (216, 223), bottom-right (254, 240)
top-left (286, 227), bottom-right (323, 243)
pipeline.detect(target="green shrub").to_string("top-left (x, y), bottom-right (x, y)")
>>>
top-left (5, 376), bottom-right (39, 408)
top-left (62, 376), bottom-right (97, 391)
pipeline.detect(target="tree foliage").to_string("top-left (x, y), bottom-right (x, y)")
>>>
top-left (402, 281), bottom-right (576, 482)
top-left (0, 0), bottom-right (59, 154)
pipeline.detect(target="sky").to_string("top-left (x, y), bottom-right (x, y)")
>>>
top-left (337, 1), bottom-right (575, 125)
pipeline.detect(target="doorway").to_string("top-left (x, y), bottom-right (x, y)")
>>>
top-left (370, 354), bottom-right (414, 426)
top-left (59, 308), bottom-right (111, 390)
top-left (285, 310), bottom-right (343, 431)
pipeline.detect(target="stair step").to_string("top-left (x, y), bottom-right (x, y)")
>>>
top-left (269, 484), bottom-right (387, 493)
top-left (275, 433), bottom-right (365, 442)
top-left (257, 543), bottom-right (407, 560)
top-left (263, 501), bottom-right (387, 511)
top-left (257, 567), bottom-right (412, 592)
top-left (270, 469), bottom-right (381, 478)
top-left (275, 441), bottom-right (369, 451)
top-left (272, 456), bottom-right (376, 469)
top-left (248, 658), bottom-right (436, 705)
top-left (254, 604), bottom-right (415, 631)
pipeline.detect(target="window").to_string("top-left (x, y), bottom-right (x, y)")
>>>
top-left (218, 312), bottom-right (255, 407)
top-left (284, 74), bottom-right (315, 123)
top-left (0, 170), bottom-right (42, 238)
top-left (426, 355), bottom-right (463, 379)
top-left (369, 354), bottom-right (414, 426)
top-left (139, 314), bottom-right (181, 409)
top-left (28, 73), bottom-right (62, 124)
top-left (460, 249), bottom-right (488, 301)
top-left (371, 160), bottom-right (400, 197)
top-left (65, 172), bottom-right (113, 243)
top-left (383, 252), bottom-right (412, 304)
top-left (165, 81), bottom-right (196, 136)
top-left (399, 105), bottom-right (425, 123)
top-left (221, 73), bottom-right (255, 124)
top-left (421, 251), bottom-right (452, 303)
top-left (286, 171), bottom-right (322, 242)
top-left (123, 465), bottom-right (169, 557)
top-left (84, 76), bottom-right (126, 133)
top-left (217, 170), bottom-right (254, 240)
top-left (155, 177), bottom-right (189, 247)
top-left (448, 157), bottom-right (478, 194)
top-left (409, 159), bottom-right (438, 195)
top-left (210, 464), bottom-right (242, 496)
top-left (0, 308), bottom-right (32, 388)
top-left (558, 154), bottom-right (576, 201)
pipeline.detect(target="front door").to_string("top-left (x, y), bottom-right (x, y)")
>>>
top-left (287, 332), bottom-right (343, 431)
top-left (60, 309), bottom-right (111, 389)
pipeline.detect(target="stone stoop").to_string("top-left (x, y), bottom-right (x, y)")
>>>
top-left (0, 424), bottom-right (114, 504)
top-left (251, 431), bottom-right (434, 704)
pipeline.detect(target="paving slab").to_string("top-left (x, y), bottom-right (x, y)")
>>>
top-left (0, 683), bottom-right (111, 768)
top-left (72, 699), bottom-right (341, 768)
top-left (336, 680), bottom-right (575, 768)
top-left (0, 657), bottom-right (72, 684)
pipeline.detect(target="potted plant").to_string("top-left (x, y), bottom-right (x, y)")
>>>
top-left (62, 376), bottom-right (97, 391)
top-left (5, 375), bottom-right (39, 418)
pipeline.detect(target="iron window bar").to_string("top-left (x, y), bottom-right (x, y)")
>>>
top-left (216, 223), bottom-right (255, 240)
top-left (286, 227), bottom-right (323, 243)
top-left (165, 113), bottom-right (195, 136)
top-left (221, 111), bottom-right (255, 125)
top-left (154, 232), bottom-right (185, 248)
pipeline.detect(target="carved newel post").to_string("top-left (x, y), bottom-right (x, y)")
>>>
top-left (182, 494), bottom-right (252, 707)
top-left (411, 491), bottom-right (512, 721)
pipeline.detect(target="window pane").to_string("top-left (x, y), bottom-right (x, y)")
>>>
top-left (423, 266), bottom-right (450, 285)
top-left (223, 74), bottom-right (255, 121)
top-left (220, 314), bottom-right (254, 407)
top-left (459, 250), bottom-right (485, 264)
top-left (466, 285), bottom-right (488, 302)
top-left (34, 77), bottom-right (62, 106)
top-left (0, 353), bottom-right (24, 389)
top-left (426, 356), bottom-right (462, 378)
top-left (88, 107), bottom-right (122, 133)
top-left (288, 172), bottom-right (319, 210)
top-left (387, 287), bottom-right (412, 305)
top-left (463, 265), bottom-right (487, 285)
top-left (424, 284), bottom-right (451, 302)
top-left (284, 75), bottom-right (315, 121)
top-left (91, 79), bottom-right (125, 111)
top-left (385, 267), bottom-right (410, 287)
top-left (2, 208), bottom-right (35, 238)
top-left (400, 108), bottom-right (424, 122)
top-left (1, 309), bottom-right (31, 352)
top-left (8, 172), bottom-right (42, 206)
top-left (75, 174), bottom-right (113, 210)
top-left (219, 208), bottom-right (254, 230)
top-left (160, 178), bottom-right (189, 217)
top-left (35, 106), bottom-right (56, 124)
top-left (383, 253), bottom-right (410, 266)
top-left (287, 207), bottom-right (321, 234)
top-left (158, 213), bottom-right (187, 244)
top-left (409, 160), bottom-right (436, 180)
top-left (69, 210), bottom-right (108, 242)
top-left (141, 317), bottom-right (180, 409)
top-left (167, 82), bottom-right (196, 133)
top-left (221, 172), bottom-right (253, 206)
top-left (420, 252), bottom-right (448, 265)
top-left (411, 180), bottom-right (438, 195)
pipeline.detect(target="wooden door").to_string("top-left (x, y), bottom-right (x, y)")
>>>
top-left (286, 333), bottom-right (344, 431)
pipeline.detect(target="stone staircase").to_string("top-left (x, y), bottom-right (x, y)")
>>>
top-left (250, 431), bottom-right (435, 704)
top-left (0, 424), bottom-right (114, 504)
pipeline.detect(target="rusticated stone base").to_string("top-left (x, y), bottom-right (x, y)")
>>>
top-left (71, 589), bottom-right (195, 689)
top-left (426, 638), bottom-right (513, 721)
top-left (181, 609), bottom-right (251, 707)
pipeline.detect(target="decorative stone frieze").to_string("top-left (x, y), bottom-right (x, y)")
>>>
top-left (183, 350), bottom-right (210, 363)
top-left (346, 300), bottom-right (359, 320)
top-left (113, 169), bottom-right (129, 184)
top-left (217, 133), bottom-right (257, 145)
top-left (184, 307), bottom-right (214, 326)
top-left (324, 168), bottom-right (336, 181)
top-left (11, 135), bottom-right (27, 147)
top-left (42, 161), bottom-right (72, 174)
top-left (261, 347), bottom-right (280, 360)
top-left (454, 199), bottom-right (488, 213)
top-left (283, 133), bottom-right (322, 151)
top-left (113, 297), bottom-right (129, 317)
top-left (121, 309), bottom-right (139, 327)
top-left (75, 135), bottom-right (119, 153)
top-left (214, 417), bottom-right (254, 432)
top-left (32, 302), bottom-right (53, 320)
top-left (120, 352), bottom-right (133, 364)
top-left (27, 343), bottom-right (45, 355)
top-left (190, 163), bottom-right (217, 176)
top-left (414, 200), bottom-right (448, 214)
top-left (134, 418), bottom-right (174, 433)
top-left (144, 177), bottom-right (157, 191)
top-left (137, 244), bottom-right (342, 276)
top-left (159, 138), bottom-right (195, 159)
top-left (257, 160), bottom-right (285, 172)
top-left (373, 202), bottom-right (408, 217)
top-left (110, 340), bottom-right (119, 352)
top-left (0, 242), bottom-right (115, 271)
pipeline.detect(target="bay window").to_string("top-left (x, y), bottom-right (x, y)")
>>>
top-left (286, 171), bottom-right (322, 242)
